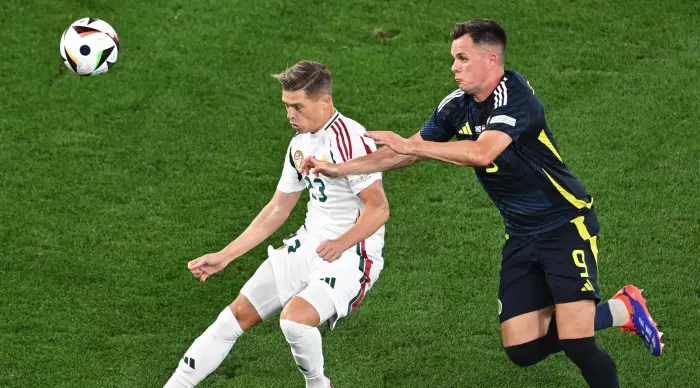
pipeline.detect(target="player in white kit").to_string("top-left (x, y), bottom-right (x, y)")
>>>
top-left (164, 61), bottom-right (389, 388)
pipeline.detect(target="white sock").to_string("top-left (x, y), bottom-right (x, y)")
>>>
top-left (608, 298), bottom-right (630, 327)
top-left (164, 307), bottom-right (245, 388)
top-left (280, 319), bottom-right (328, 388)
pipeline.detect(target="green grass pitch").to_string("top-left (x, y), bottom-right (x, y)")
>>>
top-left (1, 0), bottom-right (699, 386)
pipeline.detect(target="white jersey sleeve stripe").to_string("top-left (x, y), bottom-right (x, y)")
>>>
top-left (438, 89), bottom-right (465, 112)
top-left (494, 81), bottom-right (508, 109)
top-left (494, 84), bottom-right (502, 109)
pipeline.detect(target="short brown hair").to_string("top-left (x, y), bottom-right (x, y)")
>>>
top-left (450, 19), bottom-right (507, 57)
top-left (272, 60), bottom-right (332, 98)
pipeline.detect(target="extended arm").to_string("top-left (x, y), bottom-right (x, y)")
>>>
top-left (189, 189), bottom-right (302, 282)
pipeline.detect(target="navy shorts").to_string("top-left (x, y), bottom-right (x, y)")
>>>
top-left (498, 210), bottom-right (601, 323)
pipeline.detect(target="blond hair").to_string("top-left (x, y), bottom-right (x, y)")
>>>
top-left (272, 60), bottom-right (332, 98)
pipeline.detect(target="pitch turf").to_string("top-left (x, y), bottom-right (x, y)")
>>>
top-left (1, 0), bottom-right (699, 386)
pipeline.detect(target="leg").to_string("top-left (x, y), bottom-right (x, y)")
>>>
top-left (165, 259), bottom-right (283, 388)
top-left (279, 241), bottom-right (380, 388)
top-left (567, 213), bottom-right (663, 355)
top-left (501, 306), bottom-right (554, 347)
top-left (556, 300), bottom-right (619, 388)
top-left (279, 280), bottom-right (336, 388)
top-left (499, 236), bottom-right (561, 366)
top-left (501, 306), bottom-right (565, 366)
top-left (540, 212), bottom-right (618, 387)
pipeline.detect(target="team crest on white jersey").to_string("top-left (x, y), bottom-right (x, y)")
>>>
top-left (293, 150), bottom-right (304, 169)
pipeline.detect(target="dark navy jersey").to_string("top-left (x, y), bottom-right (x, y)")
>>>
top-left (420, 70), bottom-right (592, 236)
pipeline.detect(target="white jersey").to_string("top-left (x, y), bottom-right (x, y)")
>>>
top-left (277, 111), bottom-right (385, 263)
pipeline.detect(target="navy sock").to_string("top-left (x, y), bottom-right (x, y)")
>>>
top-left (595, 302), bottom-right (614, 331)
top-left (561, 337), bottom-right (619, 388)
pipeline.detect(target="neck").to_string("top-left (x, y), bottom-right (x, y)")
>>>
top-left (473, 68), bottom-right (505, 103)
top-left (309, 107), bottom-right (336, 133)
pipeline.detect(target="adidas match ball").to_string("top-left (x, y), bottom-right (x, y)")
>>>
top-left (60, 17), bottom-right (120, 76)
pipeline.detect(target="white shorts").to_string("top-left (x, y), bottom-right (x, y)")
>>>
top-left (240, 226), bottom-right (383, 329)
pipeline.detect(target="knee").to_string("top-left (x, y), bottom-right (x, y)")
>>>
top-left (504, 339), bottom-right (547, 367)
top-left (229, 294), bottom-right (261, 331)
top-left (280, 319), bottom-right (313, 343)
top-left (280, 296), bottom-right (321, 326)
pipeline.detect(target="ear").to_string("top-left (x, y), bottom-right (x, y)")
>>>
top-left (322, 94), bottom-right (332, 106)
top-left (487, 51), bottom-right (500, 69)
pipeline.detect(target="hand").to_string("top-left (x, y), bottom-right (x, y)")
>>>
top-left (188, 252), bottom-right (229, 283)
top-left (301, 156), bottom-right (344, 177)
top-left (316, 239), bottom-right (348, 262)
top-left (365, 131), bottom-right (415, 155)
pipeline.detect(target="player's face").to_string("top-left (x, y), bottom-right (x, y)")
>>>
top-left (281, 89), bottom-right (331, 133)
top-left (450, 35), bottom-right (492, 95)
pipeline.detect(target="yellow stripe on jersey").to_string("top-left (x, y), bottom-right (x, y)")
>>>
top-left (459, 123), bottom-right (472, 135)
top-left (538, 130), bottom-right (563, 162)
top-left (571, 216), bottom-right (599, 264)
top-left (542, 169), bottom-right (593, 210)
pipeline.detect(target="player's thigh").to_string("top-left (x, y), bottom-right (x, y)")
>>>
top-left (498, 236), bottom-right (553, 327)
top-left (537, 211), bottom-right (601, 308)
top-left (304, 249), bottom-right (382, 329)
top-left (555, 300), bottom-right (596, 339)
top-left (239, 258), bottom-right (284, 324)
top-left (501, 306), bottom-right (554, 346)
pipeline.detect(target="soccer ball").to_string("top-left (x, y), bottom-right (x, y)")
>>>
top-left (60, 17), bottom-right (120, 76)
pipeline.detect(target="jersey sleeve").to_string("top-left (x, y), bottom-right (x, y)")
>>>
top-left (276, 145), bottom-right (306, 193)
top-left (329, 118), bottom-right (382, 195)
top-left (485, 78), bottom-right (536, 141)
top-left (419, 110), bottom-right (455, 142)
top-left (420, 90), bottom-right (460, 142)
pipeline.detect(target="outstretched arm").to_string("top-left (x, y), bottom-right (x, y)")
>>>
top-left (189, 189), bottom-right (302, 282)
top-left (367, 130), bottom-right (512, 167)
top-left (301, 133), bottom-right (423, 178)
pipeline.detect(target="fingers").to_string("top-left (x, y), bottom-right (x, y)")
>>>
top-left (191, 267), bottom-right (210, 283)
top-left (365, 131), bottom-right (388, 145)
top-left (317, 241), bottom-right (331, 261)
top-left (301, 156), bottom-right (317, 175)
top-left (365, 131), bottom-right (381, 139)
top-left (324, 254), bottom-right (339, 263)
top-left (317, 241), bottom-right (342, 262)
top-left (188, 258), bottom-right (200, 270)
top-left (189, 258), bottom-right (208, 282)
top-left (300, 156), bottom-right (310, 174)
top-left (316, 241), bottom-right (328, 254)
